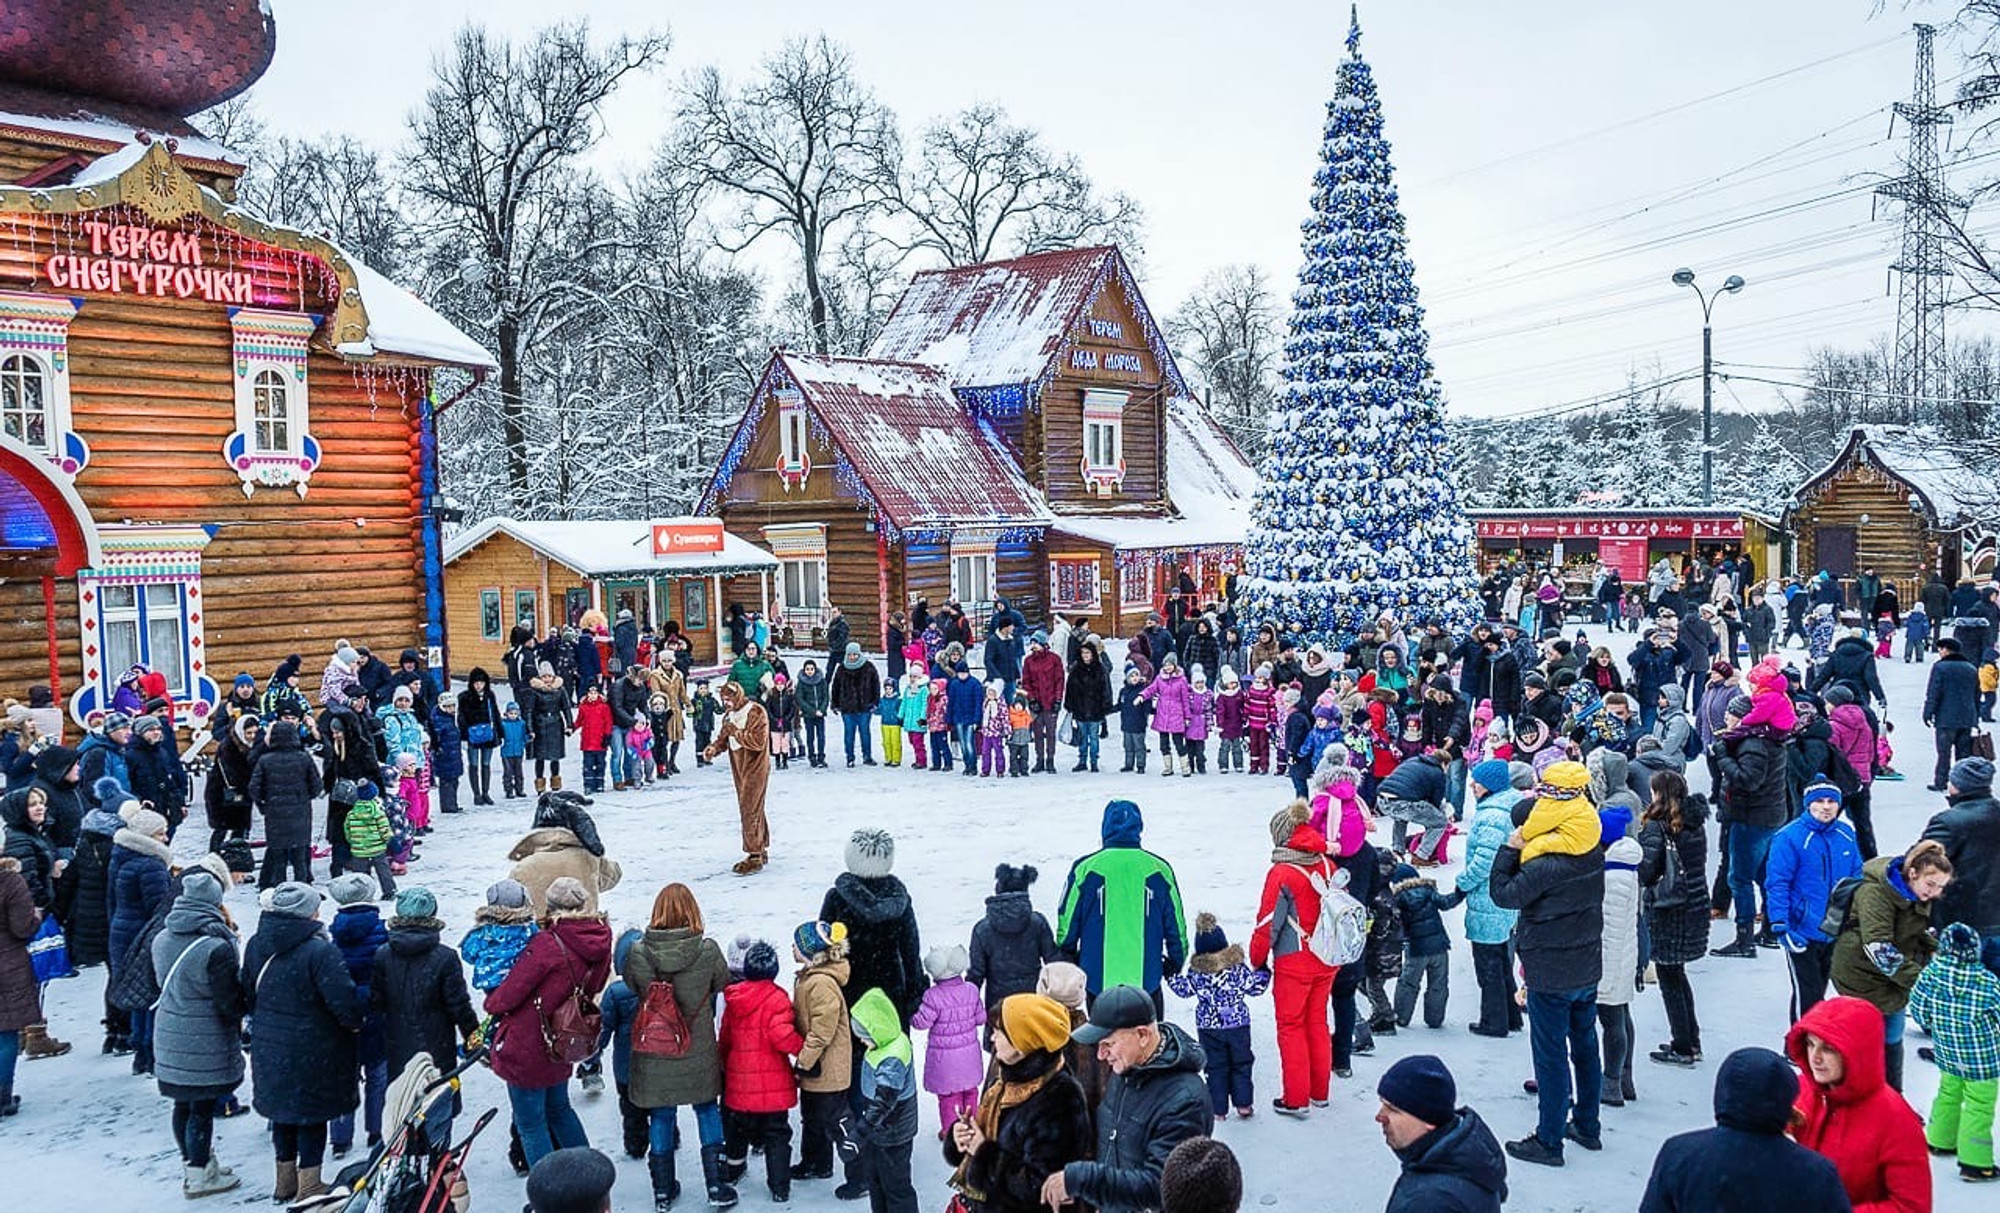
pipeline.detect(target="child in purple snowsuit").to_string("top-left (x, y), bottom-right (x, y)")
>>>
top-left (1183, 671), bottom-right (1215, 776)
top-left (1214, 667), bottom-right (1248, 772)
top-left (1139, 653), bottom-right (1193, 776)
top-left (912, 944), bottom-right (985, 1128)
top-left (1165, 913), bottom-right (1271, 1118)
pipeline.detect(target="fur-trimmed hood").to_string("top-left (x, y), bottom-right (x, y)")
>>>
top-left (1391, 873), bottom-right (1438, 896)
top-left (474, 902), bottom-right (535, 927)
top-left (1188, 943), bottom-right (1246, 974)
top-left (112, 827), bottom-right (173, 865)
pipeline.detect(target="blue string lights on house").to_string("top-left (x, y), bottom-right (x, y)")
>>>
top-left (1237, 6), bottom-right (1479, 645)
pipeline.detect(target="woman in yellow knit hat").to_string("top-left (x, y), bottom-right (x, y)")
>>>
top-left (944, 994), bottom-right (1092, 1212)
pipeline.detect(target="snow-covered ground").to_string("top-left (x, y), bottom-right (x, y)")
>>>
top-left (12, 622), bottom-right (1987, 1211)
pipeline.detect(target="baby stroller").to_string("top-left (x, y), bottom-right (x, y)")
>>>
top-left (292, 1051), bottom-right (494, 1213)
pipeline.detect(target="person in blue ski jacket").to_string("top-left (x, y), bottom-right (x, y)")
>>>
top-left (1764, 780), bottom-right (1864, 1021)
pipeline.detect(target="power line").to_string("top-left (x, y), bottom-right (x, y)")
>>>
top-left (1413, 33), bottom-right (1906, 190)
top-left (1452, 369), bottom-right (1703, 429)
top-left (1715, 371), bottom-right (2000, 409)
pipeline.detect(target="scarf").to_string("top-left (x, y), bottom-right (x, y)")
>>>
top-left (951, 1050), bottom-right (1065, 1199)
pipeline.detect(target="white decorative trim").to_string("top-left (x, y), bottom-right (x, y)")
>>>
top-left (69, 524), bottom-right (221, 729)
top-left (0, 291), bottom-right (88, 475)
top-left (223, 308), bottom-right (321, 497)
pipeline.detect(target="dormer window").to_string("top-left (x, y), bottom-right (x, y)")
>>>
top-left (1081, 389), bottom-right (1127, 495)
top-left (773, 388), bottom-right (811, 491)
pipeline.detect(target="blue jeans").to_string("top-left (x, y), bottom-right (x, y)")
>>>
top-left (955, 724), bottom-right (979, 771)
top-left (508, 1081), bottom-right (588, 1169)
top-left (1077, 720), bottom-right (1102, 766)
top-left (842, 713), bottom-right (873, 763)
top-left (610, 727), bottom-right (630, 784)
top-left (1526, 986), bottom-right (1602, 1151)
top-left (649, 1100), bottom-right (723, 1155)
top-left (0, 1028), bottom-right (16, 1090)
top-left (331, 1058), bottom-right (389, 1149)
top-left (1728, 822), bottom-right (1777, 930)
top-left (1444, 758), bottom-right (1467, 820)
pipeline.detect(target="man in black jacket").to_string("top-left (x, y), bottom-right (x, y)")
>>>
top-left (829, 645), bottom-right (882, 767)
top-left (1923, 755), bottom-right (2000, 938)
top-left (1810, 632), bottom-right (1888, 712)
top-left (608, 665), bottom-right (651, 790)
top-left (1638, 1047), bottom-right (1849, 1213)
top-left (1376, 1055), bottom-right (1508, 1213)
top-left (1488, 764), bottom-right (1605, 1168)
top-left (1924, 636), bottom-right (1982, 792)
top-left (1045, 985), bottom-right (1209, 1213)
top-left (1711, 696), bottom-right (1790, 957)
top-left (1420, 674), bottom-right (1472, 821)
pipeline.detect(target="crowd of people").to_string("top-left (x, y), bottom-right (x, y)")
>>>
top-left (0, 552), bottom-right (1997, 1211)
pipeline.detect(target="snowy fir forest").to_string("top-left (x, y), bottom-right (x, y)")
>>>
top-left (183, 9), bottom-right (2000, 528)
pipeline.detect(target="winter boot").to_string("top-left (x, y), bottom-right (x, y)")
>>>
top-left (535, 777), bottom-right (547, 795)
top-left (294, 1165), bottom-right (327, 1200)
top-left (765, 1139), bottom-right (791, 1203)
top-left (0, 1085), bottom-right (17, 1116)
top-left (719, 1152), bottom-right (748, 1185)
top-left (272, 1161), bottom-right (298, 1203)
top-left (1710, 925), bottom-right (1759, 959)
top-left (22, 1024), bottom-right (71, 1059)
top-left (1161, 752), bottom-right (1175, 777)
top-left (1885, 1041), bottom-right (1905, 1092)
top-left (650, 1152), bottom-right (681, 1210)
top-left (183, 1159), bottom-right (241, 1199)
top-left (550, 774), bottom-right (563, 790)
top-left (700, 1144), bottom-right (739, 1208)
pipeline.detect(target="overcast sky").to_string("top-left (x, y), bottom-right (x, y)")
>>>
top-left (252, 0), bottom-right (1991, 418)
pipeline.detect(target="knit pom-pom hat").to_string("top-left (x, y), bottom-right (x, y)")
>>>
top-left (846, 828), bottom-right (895, 879)
top-left (924, 943), bottom-right (969, 983)
top-left (994, 863), bottom-right (1038, 894)
top-left (1193, 912), bottom-right (1228, 955)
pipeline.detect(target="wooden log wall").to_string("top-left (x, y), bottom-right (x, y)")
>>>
top-left (442, 535), bottom-right (582, 676)
top-left (0, 570), bottom-right (79, 731)
top-left (1793, 468), bottom-right (1938, 607)
top-left (718, 497), bottom-right (883, 651)
top-left (1040, 274), bottom-right (1168, 507)
top-left (0, 205), bottom-right (429, 712)
top-left (0, 132), bottom-right (239, 197)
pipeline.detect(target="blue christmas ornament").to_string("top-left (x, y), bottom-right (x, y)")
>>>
top-left (1239, 6), bottom-right (1478, 646)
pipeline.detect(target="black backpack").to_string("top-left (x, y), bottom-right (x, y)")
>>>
top-left (1818, 874), bottom-right (1868, 939)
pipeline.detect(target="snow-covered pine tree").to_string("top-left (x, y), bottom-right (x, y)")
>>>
top-left (1237, 9), bottom-right (1478, 642)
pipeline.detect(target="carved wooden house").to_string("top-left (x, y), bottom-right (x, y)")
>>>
top-left (701, 246), bottom-right (1255, 649)
top-left (0, 1), bottom-right (493, 732)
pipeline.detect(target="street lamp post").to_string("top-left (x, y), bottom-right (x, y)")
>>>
top-left (1671, 268), bottom-right (1746, 507)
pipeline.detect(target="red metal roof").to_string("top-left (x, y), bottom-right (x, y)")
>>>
top-left (867, 246), bottom-right (1115, 389)
top-left (776, 352), bottom-right (1050, 532)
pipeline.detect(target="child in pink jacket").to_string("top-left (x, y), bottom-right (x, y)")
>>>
top-left (912, 945), bottom-right (984, 1132)
top-left (1139, 653), bottom-right (1194, 776)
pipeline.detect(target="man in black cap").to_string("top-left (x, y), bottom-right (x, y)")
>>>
top-left (1376, 1054), bottom-right (1507, 1212)
top-left (526, 1146), bottom-right (615, 1213)
top-left (1039, 984), bottom-right (1208, 1213)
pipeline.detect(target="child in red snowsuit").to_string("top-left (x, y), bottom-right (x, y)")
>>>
top-left (574, 684), bottom-right (614, 793)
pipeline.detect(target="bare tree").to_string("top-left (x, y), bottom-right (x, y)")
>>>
top-left (403, 21), bottom-right (669, 510)
top-left (1168, 264), bottom-right (1281, 460)
top-left (677, 35), bottom-right (895, 354)
top-left (883, 103), bottom-right (1144, 266)
top-left (235, 136), bottom-right (409, 274)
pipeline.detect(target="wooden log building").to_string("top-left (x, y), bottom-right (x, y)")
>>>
top-left (700, 246), bottom-right (1255, 650)
top-left (442, 517), bottom-right (779, 672)
top-left (0, 3), bottom-right (493, 732)
top-left (1787, 424), bottom-right (2000, 602)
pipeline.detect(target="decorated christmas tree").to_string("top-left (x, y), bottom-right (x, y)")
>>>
top-left (1237, 9), bottom-right (1479, 642)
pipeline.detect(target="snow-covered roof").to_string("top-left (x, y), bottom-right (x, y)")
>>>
top-left (775, 351), bottom-right (1052, 530)
top-left (0, 104), bottom-right (241, 167)
top-left (1052, 397), bottom-right (1256, 549)
top-left (338, 254), bottom-right (497, 370)
top-left (867, 247), bottom-right (1115, 389)
top-left (445, 517), bottom-right (779, 577)
top-left (1794, 425), bottom-right (2000, 531)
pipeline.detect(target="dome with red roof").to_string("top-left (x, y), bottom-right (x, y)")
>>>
top-left (0, 0), bottom-right (275, 118)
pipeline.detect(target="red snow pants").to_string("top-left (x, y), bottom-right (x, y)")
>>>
top-left (1273, 957), bottom-right (1337, 1107)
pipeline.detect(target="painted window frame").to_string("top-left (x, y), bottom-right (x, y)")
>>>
top-left (514, 589), bottom-right (539, 632)
top-left (70, 524), bottom-right (222, 729)
top-left (764, 523), bottom-right (829, 626)
top-left (225, 308), bottom-right (321, 496)
top-left (1080, 388), bottom-right (1128, 495)
top-left (0, 292), bottom-right (86, 475)
top-left (1120, 560), bottom-right (1155, 608)
top-left (1049, 553), bottom-right (1102, 613)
